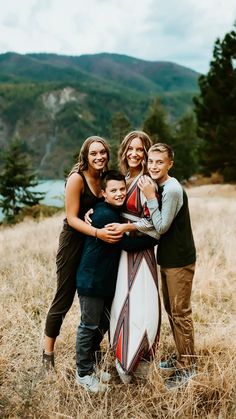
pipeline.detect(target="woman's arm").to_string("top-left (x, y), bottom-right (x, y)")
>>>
top-left (65, 173), bottom-right (123, 243)
top-left (105, 219), bottom-right (159, 239)
top-left (105, 221), bottom-right (137, 234)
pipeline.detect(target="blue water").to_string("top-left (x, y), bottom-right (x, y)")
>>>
top-left (0, 179), bottom-right (65, 221)
top-left (31, 179), bottom-right (65, 206)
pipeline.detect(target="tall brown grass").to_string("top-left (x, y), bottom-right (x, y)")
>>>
top-left (0, 185), bottom-right (236, 418)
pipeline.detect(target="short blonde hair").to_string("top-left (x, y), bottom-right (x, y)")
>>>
top-left (148, 143), bottom-right (174, 160)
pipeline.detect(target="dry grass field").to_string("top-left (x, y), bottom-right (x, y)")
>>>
top-left (0, 184), bottom-right (236, 418)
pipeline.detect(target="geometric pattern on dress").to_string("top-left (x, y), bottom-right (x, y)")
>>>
top-left (111, 175), bottom-right (161, 373)
top-left (113, 249), bottom-right (160, 373)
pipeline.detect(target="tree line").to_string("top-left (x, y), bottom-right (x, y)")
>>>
top-left (0, 23), bottom-right (235, 223)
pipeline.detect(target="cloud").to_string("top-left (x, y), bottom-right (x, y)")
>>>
top-left (0, 0), bottom-right (235, 73)
top-left (132, 0), bottom-right (236, 71)
top-left (2, 12), bottom-right (19, 28)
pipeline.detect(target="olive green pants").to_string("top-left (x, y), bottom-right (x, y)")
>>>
top-left (160, 263), bottom-right (195, 369)
top-left (45, 224), bottom-right (84, 338)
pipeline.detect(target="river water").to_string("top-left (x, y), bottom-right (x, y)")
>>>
top-left (0, 179), bottom-right (65, 221)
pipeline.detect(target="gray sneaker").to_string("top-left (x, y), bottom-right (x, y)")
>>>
top-left (159, 354), bottom-right (177, 371)
top-left (76, 371), bottom-right (107, 393)
top-left (165, 367), bottom-right (196, 390)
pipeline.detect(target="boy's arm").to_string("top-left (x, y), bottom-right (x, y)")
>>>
top-left (131, 217), bottom-right (159, 238)
top-left (147, 188), bottom-right (181, 234)
top-left (93, 206), bottom-right (158, 250)
top-left (119, 234), bottom-right (159, 251)
top-left (106, 218), bottom-right (160, 239)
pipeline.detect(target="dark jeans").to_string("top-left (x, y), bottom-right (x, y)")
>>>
top-left (76, 295), bottom-right (112, 377)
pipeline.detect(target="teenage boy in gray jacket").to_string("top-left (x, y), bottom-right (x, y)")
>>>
top-left (138, 143), bottom-right (196, 390)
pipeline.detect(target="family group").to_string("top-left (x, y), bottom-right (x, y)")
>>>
top-left (42, 131), bottom-right (196, 392)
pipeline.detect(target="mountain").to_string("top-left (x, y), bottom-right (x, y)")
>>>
top-left (0, 52), bottom-right (199, 93)
top-left (0, 52), bottom-right (200, 178)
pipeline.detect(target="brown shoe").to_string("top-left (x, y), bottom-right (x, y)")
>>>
top-left (42, 351), bottom-right (55, 371)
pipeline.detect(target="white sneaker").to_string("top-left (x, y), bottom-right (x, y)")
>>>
top-left (93, 364), bottom-right (111, 382)
top-left (97, 369), bottom-right (111, 383)
top-left (76, 371), bottom-right (107, 393)
top-left (115, 359), bottom-right (132, 384)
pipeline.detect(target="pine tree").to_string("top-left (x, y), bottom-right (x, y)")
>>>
top-left (109, 111), bottom-right (132, 168)
top-left (142, 98), bottom-right (172, 143)
top-left (193, 24), bottom-right (236, 181)
top-left (171, 113), bottom-right (200, 181)
top-left (0, 138), bottom-right (45, 223)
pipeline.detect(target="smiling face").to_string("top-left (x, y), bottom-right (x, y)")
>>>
top-left (147, 150), bottom-right (173, 184)
top-left (126, 137), bottom-right (144, 171)
top-left (102, 179), bottom-right (127, 207)
top-left (87, 141), bottom-right (108, 171)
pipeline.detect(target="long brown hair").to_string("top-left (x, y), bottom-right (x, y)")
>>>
top-left (118, 131), bottom-right (152, 174)
top-left (68, 136), bottom-right (110, 177)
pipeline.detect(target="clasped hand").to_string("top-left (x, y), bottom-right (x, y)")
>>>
top-left (84, 208), bottom-right (123, 243)
top-left (137, 175), bottom-right (156, 200)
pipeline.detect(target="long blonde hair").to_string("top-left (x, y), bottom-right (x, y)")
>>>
top-left (68, 136), bottom-right (110, 177)
top-left (118, 131), bottom-right (152, 174)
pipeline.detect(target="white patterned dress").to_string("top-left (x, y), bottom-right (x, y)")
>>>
top-left (110, 174), bottom-right (161, 373)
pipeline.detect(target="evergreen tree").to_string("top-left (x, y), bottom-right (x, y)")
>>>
top-left (193, 24), bottom-right (236, 181)
top-left (171, 113), bottom-right (200, 180)
top-left (0, 138), bottom-right (45, 223)
top-left (142, 98), bottom-right (172, 143)
top-left (109, 111), bottom-right (132, 168)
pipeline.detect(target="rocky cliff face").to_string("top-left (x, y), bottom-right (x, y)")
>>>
top-left (0, 87), bottom-right (95, 179)
top-left (42, 87), bottom-right (85, 117)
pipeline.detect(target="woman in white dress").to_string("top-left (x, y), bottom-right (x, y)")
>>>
top-left (107, 131), bottom-right (161, 383)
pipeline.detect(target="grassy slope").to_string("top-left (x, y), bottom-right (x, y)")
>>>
top-left (0, 185), bottom-right (235, 418)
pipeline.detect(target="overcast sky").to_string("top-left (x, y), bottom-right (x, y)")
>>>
top-left (0, 0), bottom-right (235, 74)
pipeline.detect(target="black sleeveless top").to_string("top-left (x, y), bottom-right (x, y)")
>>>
top-left (63, 171), bottom-right (104, 233)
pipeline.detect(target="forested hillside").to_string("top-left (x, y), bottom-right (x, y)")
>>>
top-left (0, 52), bottom-right (199, 178)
